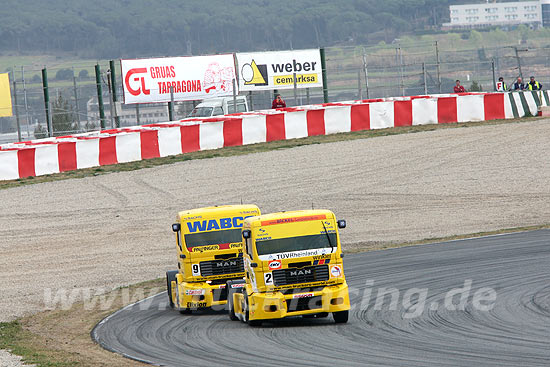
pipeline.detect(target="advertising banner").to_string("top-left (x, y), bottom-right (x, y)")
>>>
top-left (236, 49), bottom-right (323, 92)
top-left (0, 73), bottom-right (13, 117)
top-left (121, 54), bottom-right (237, 104)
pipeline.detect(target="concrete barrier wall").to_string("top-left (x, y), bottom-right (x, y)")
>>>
top-left (1, 91), bottom-right (548, 181)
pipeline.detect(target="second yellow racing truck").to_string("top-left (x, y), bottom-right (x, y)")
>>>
top-left (227, 209), bottom-right (350, 326)
top-left (166, 205), bottom-right (260, 313)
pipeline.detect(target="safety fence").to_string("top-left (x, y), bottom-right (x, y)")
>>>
top-left (2, 43), bottom-right (550, 145)
top-left (0, 90), bottom-right (547, 181)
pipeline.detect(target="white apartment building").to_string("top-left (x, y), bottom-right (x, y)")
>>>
top-left (443, 0), bottom-right (550, 29)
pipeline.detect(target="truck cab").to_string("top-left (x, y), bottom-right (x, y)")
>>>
top-left (187, 96), bottom-right (249, 118)
top-left (227, 210), bottom-right (350, 326)
top-left (166, 204), bottom-right (261, 313)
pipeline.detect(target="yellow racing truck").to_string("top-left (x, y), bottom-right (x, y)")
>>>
top-left (166, 205), bottom-right (260, 313)
top-left (227, 209), bottom-right (350, 326)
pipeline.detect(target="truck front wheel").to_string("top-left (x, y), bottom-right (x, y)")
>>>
top-left (333, 310), bottom-right (349, 323)
top-left (165, 270), bottom-right (178, 309)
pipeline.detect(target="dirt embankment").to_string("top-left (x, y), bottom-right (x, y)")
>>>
top-left (1, 119), bottom-right (549, 324)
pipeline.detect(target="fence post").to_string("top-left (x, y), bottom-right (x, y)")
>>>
top-left (109, 60), bottom-right (121, 128)
top-left (107, 69), bottom-right (115, 129)
top-left (232, 79), bottom-right (237, 113)
top-left (248, 91), bottom-right (253, 111)
top-left (48, 101), bottom-right (53, 137)
top-left (320, 48), bottom-right (329, 103)
top-left (491, 58), bottom-right (496, 92)
top-left (362, 51), bottom-right (369, 99)
top-left (41, 67), bottom-right (51, 136)
top-left (357, 69), bottom-right (362, 100)
top-left (135, 104), bottom-right (140, 125)
top-left (12, 79), bottom-right (22, 142)
top-left (21, 66), bottom-right (30, 139)
top-left (168, 85), bottom-right (174, 121)
top-left (72, 72), bottom-right (81, 131)
top-left (306, 88), bottom-right (310, 105)
top-left (435, 41), bottom-right (442, 94)
top-left (293, 72), bottom-right (298, 106)
top-left (422, 63), bottom-right (428, 95)
top-left (95, 64), bottom-right (106, 129)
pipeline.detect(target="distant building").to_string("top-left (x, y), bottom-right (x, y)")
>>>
top-left (442, 0), bottom-right (550, 30)
top-left (87, 97), bottom-right (170, 127)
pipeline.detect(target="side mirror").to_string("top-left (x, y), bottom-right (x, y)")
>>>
top-left (337, 219), bottom-right (346, 229)
top-left (242, 230), bottom-right (251, 239)
top-left (250, 262), bottom-right (258, 268)
top-left (172, 223), bottom-right (181, 232)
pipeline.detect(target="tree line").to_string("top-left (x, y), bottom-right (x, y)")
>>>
top-left (0, 0), bottom-right (496, 59)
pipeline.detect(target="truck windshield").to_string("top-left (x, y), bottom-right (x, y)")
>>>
top-left (255, 233), bottom-right (337, 256)
top-left (184, 228), bottom-right (242, 249)
top-left (188, 107), bottom-right (213, 117)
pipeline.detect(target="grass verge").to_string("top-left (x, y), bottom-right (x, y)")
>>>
top-left (1, 224), bottom-right (548, 366)
top-left (1, 115), bottom-right (544, 190)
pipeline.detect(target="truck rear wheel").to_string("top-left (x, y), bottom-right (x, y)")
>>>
top-left (166, 270), bottom-right (178, 309)
top-left (227, 282), bottom-right (238, 321)
top-left (333, 310), bottom-right (349, 324)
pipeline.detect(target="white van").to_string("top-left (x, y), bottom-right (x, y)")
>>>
top-left (188, 96), bottom-right (249, 118)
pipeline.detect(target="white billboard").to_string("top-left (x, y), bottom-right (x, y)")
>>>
top-left (121, 54), bottom-right (237, 104)
top-left (235, 49), bottom-right (323, 92)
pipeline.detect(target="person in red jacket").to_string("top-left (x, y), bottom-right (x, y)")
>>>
top-left (454, 80), bottom-right (465, 93)
top-left (272, 94), bottom-right (286, 109)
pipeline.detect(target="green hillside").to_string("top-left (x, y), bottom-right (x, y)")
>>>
top-left (0, 0), bottom-right (481, 58)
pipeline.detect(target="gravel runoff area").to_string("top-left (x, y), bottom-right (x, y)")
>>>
top-left (1, 118), bottom-right (550, 365)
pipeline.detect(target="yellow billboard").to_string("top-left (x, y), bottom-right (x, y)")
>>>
top-left (0, 73), bottom-right (13, 117)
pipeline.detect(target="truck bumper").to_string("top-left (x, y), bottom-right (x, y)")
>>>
top-left (175, 281), bottom-right (231, 310)
top-left (248, 282), bottom-right (350, 321)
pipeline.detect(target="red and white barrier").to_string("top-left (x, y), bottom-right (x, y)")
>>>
top-left (0, 91), bottom-right (547, 181)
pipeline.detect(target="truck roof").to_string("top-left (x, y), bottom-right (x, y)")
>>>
top-left (178, 204), bottom-right (259, 220)
top-left (244, 209), bottom-right (335, 227)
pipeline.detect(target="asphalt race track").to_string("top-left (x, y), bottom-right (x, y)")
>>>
top-left (93, 230), bottom-right (550, 366)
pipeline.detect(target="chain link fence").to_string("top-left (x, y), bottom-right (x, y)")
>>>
top-left (2, 43), bottom-right (549, 144)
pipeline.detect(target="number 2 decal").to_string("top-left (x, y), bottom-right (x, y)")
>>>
top-left (192, 264), bottom-right (201, 276)
top-left (264, 272), bottom-right (273, 286)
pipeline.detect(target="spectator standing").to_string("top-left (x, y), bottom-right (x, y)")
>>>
top-left (512, 77), bottom-right (526, 91)
top-left (497, 77), bottom-right (507, 92)
top-left (454, 80), bottom-right (466, 93)
top-left (272, 94), bottom-right (286, 109)
top-left (528, 76), bottom-right (543, 90)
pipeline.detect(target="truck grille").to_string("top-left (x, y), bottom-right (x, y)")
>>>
top-left (272, 265), bottom-right (329, 286)
top-left (199, 257), bottom-right (244, 277)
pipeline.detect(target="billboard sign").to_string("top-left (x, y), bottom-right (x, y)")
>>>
top-left (0, 73), bottom-right (13, 117)
top-left (121, 54), bottom-right (237, 104)
top-left (235, 49), bottom-right (323, 91)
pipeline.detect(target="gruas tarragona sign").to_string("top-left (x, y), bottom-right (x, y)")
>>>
top-left (236, 49), bottom-right (323, 92)
top-left (121, 54), bottom-right (237, 104)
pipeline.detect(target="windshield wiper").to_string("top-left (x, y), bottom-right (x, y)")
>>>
top-left (321, 221), bottom-right (334, 253)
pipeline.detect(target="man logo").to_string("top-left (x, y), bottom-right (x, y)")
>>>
top-left (290, 269), bottom-right (312, 277)
top-left (241, 60), bottom-right (268, 86)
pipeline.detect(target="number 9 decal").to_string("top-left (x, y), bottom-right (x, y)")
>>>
top-left (192, 264), bottom-right (201, 276)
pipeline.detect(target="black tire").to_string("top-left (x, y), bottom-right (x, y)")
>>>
top-left (333, 310), bottom-right (349, 324)
top-left (166, 270), bottom-right (178, 309)
top-left (179, 309), bottom-right (192, 315)
top-left (226, 281), bottom-right (238, 321)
